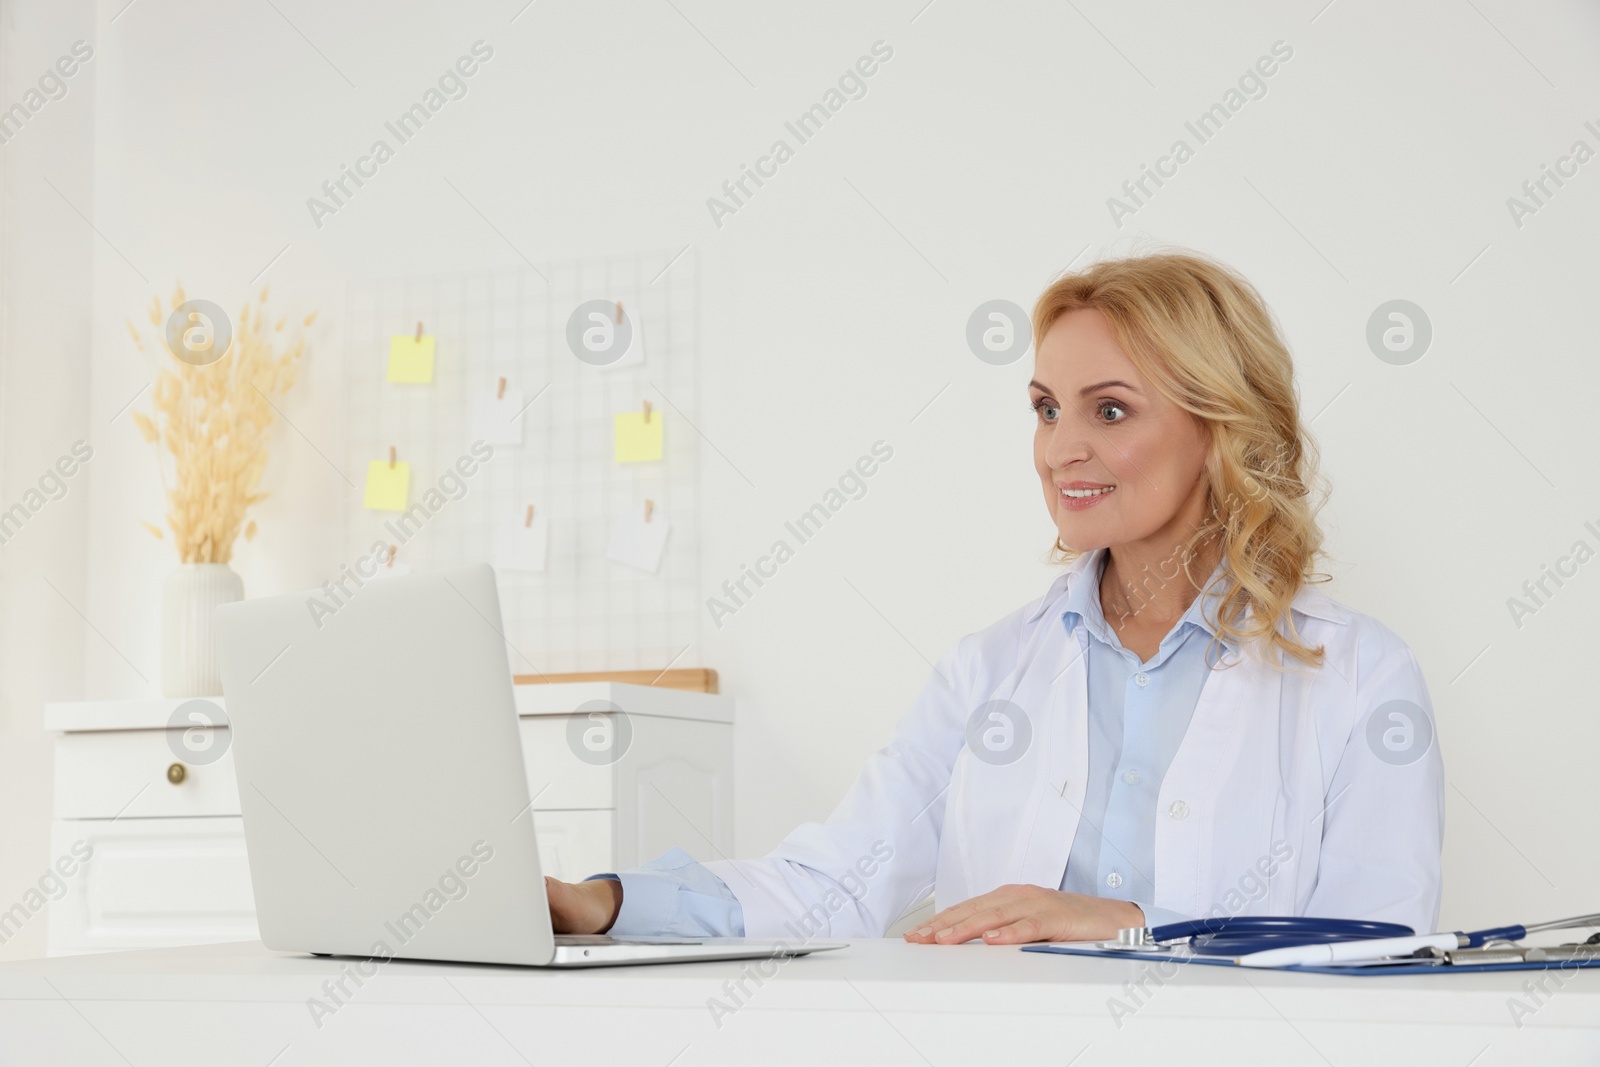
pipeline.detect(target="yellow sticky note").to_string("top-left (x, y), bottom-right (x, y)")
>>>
top-left (387, 335), bottom-right (435, 383)
top-left (614, 410), bottom-right (664, 463)
top-left (363, 459), bottom-right (411, 511)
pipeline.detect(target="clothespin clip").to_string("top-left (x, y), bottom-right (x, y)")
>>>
top-left (386, 544), bottom-right (398, 568)
top-left (524, 504), bottom-right (535, 528)
top-left (643, 499), bottom-right (654, 523)
top-left (614, 299), bottom-right (623, 324)
top-left (414, 321), bottom-right (424, 342)
top-left (641, 399), bottom-right (652, 423)
top-left (497, 377), bottom-right (507, 400)
top-left (388, 446), bottom-right (397, 469)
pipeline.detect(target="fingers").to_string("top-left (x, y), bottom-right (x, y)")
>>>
top-left (904, 890), bottom-right (1144, 945)
top-left (931, 905), bottom-right (1016, 945)
top-left (901, 885), bottom-right (1068, 946)
top-left (917, 902), bottom-right (977, 937)
top-left (978, 916), bottom-right (1044, 945)
top-left (904, 887), bottom-right (1031, 944)
top-left (902, 895), bottom-right (989, 943)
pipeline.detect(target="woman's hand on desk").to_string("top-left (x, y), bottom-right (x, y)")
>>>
top-left (903, 885), bottom-right (1144, 945)
top-left (546, 876), bottom-right (623, 935)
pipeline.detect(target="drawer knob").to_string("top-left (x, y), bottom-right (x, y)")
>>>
top-left (166, 762), bottom-right (187, 785)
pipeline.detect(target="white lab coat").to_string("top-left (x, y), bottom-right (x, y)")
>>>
top-left (704, 549), bottom-right (1446, 938)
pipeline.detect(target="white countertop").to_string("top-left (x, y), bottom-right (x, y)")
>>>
top-left (43, 681), bottom-right (732, 732)
top-left (0, 937), bottom-right (1593, 1065)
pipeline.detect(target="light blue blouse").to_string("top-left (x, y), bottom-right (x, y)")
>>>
top-left (588, 546), bottom-right (1233, 936)
top-left (1056, 546), bottom-right (1232, 928)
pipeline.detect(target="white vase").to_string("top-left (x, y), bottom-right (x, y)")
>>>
top-left (161, 563), bottom-right (244, 697)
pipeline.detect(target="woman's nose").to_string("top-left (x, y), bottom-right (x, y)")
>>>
top-left (1043, 414), bottom-right (1093, 470)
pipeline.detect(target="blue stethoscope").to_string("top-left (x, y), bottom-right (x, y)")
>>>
top-left (1102, 917), bottom-right (1409, 956)
top-left (1099, 913), bottom-right (1600, 957)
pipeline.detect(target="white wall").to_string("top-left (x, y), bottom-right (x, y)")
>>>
top-left (2, 0), bottom-right (1597, 956)
top-left (0, 0), bottom-right (96, 961)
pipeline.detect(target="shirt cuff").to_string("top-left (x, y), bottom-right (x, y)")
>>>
top-left (583, 846), bottom-right (743, 937)
top-left (1134, 903), bottom-right (1191, 930)
top-left (584, 869), bottom-right (682, 936)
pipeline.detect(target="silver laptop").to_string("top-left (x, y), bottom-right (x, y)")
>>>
top-left (214, 563), bottom-right (843, 968)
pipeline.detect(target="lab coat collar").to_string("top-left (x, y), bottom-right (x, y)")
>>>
top-left (1023, 544), bottom-right (1348, 636)
top-left (1023, 550), bottom-right (1097, 626)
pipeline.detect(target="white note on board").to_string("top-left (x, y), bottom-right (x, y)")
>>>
top-left (494, 509), bottom-right (550, 573)
top-left (606, 510), bottom-right (670, 573)
top-left (472, 385), bottom-right (526, 446)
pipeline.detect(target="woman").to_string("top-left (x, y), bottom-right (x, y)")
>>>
top-left (547, 250), bottom-right (1445, 945)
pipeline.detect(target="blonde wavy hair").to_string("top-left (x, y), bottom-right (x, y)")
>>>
top-left (1033, 249), bottom-right (1331, 670)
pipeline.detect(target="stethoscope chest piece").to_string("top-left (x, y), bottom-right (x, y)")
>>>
top-left (1097, 926), bottom-right (1170, 952)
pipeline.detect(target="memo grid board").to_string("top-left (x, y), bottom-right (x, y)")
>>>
top-left (340, 249), bottom-right (700, 674)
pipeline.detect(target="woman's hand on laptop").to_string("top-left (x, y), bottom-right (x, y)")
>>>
top-left (902, 885), bottom-right (1144, 945)
top-left (546, 876), bottom-right (623, 935)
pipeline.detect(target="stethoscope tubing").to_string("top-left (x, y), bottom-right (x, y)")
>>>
top-left (1129, 912), bottom-right (1600, 957)
top-left (1458, 911), bottom-right (1600, 948)
top-left (1147, 916), bottom-right (1412, 956)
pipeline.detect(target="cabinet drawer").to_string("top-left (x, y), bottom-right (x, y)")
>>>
top-left (43, 814), bottom-right (609, 953)
top-left (54, 713), bottom-right (719, 819)
top-left (48, 817), bottom-right (259, 955)
top-left (55, 729), bottom-right (239, 820)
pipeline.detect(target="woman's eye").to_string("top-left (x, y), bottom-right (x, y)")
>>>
top-left (1098, 401), bottom-right (1127, 424)
top-left (1033, 400), bottom-right (1059, 422)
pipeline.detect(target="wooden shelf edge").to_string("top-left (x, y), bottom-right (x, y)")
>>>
top-left (511, 668), bottom-right (718, 694)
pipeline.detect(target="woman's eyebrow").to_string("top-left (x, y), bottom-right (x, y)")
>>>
top-left (1027, 379), bottom-right (1143, 396)
top-left (1076, 379), bottom-right (1141, 396)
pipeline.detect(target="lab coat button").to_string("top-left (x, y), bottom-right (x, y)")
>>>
top-left (1123, 770), bottom-right (1140, 784)
top-left (1135, 672), bottom-right (1150, 687)
top-left (1168, 800), bottom-right (1189, 820)
top-left (1106, 871), bottom-right (1124, 889)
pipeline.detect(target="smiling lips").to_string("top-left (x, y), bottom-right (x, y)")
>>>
top-left (1058, 481), bottom-right (1115, 510)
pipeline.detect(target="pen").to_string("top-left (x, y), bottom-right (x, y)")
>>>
top-left (1235, 912), bottom-right (1600, 968)
top-left (1235, 932), bottom-right (1461, 968)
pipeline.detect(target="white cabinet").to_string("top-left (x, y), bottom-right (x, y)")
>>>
top-left (45, 683), bottom-right (733, 956)
top-left (47, 818), bottom-right (257, 954)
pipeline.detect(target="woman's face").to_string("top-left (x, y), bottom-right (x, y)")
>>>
top-left (1031, 308), bottom-right (1212, 554)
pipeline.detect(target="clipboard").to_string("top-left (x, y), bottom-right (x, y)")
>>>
top-left (1021, 943), bottom-right (1600, 976)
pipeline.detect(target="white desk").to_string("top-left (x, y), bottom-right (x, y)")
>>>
top-left (0, 937), bottom-right (1594, 1065)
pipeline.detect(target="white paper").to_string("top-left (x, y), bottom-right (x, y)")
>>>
top-left (472, 386), bottom-right (526, 446)
top-left (493, 510), bottom-right (550, 573)
top-left (606, 511), bottom-right (670, 573)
